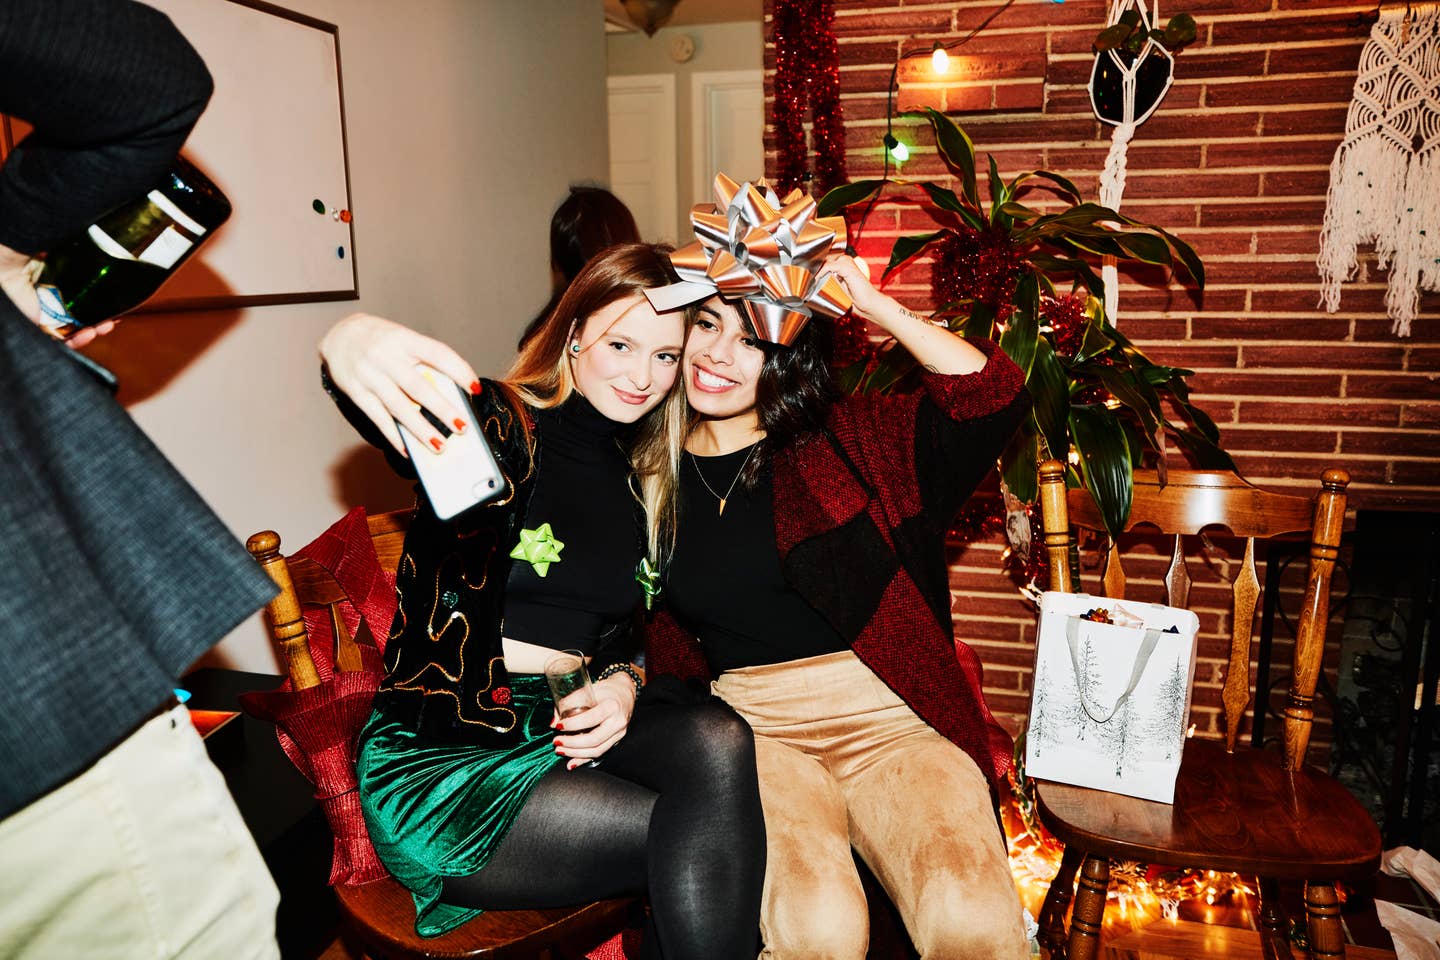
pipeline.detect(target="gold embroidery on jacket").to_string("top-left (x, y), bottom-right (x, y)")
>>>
top-left (381, 388), bottom-right (539, 731)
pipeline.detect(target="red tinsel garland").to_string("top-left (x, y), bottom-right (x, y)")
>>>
top-left (830, 310), bottom-right (872, 367)
top-left (771, 0), bottom-right (847, 195)
top-left (931, 226), bottom-right (1025, 321)
top-left (1041, 292), bottom-right (1087, 358)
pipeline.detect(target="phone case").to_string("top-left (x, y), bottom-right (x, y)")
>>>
top-left (398, 371), bottom-right (508, 521)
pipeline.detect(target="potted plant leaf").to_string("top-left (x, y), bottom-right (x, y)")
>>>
top-left (817, 108), bottom-right (1233, 542)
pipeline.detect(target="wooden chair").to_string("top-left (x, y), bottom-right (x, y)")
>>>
top-left (1031, 462), bottom-right (1382, 960)
top-left (247, 510), bottom-right (633, 960)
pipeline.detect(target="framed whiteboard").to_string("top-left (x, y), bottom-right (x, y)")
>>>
top-left (1, 0), bottom-right (357, 311)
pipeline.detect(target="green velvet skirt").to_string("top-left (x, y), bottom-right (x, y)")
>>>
top-left (356, 673), bottom-right (561, 937)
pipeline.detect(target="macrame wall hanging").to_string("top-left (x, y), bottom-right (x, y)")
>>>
top-left (1318, 3), bottom-right (1440, 337)
top-left (1089, 0), bottom-right (1177, 326)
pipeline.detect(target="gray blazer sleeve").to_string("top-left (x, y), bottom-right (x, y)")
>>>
top-left (0, 0), bottom-right (213, 254)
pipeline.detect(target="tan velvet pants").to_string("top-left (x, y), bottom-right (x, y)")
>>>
top-left (714, 651), bottom-right (1028, 960)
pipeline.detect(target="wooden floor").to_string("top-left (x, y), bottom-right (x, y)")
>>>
top-left (1095, 920), bottom-right (1398, 959)
top-left (317, 875), bottom-right (1434, 960)
top-left (1052, 865), bottom-right (1438, 960)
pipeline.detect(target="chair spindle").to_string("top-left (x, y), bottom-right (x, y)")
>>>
top-left (1102, 541), bottom-right (1127, 599)
top-left (245, 530), bottom-right (321, 690)
top-left (1282, 469), bottom-right (1349, 771)
top-left (1164, 534), bottom-right (1191, 608)
top-left (331, 604), bottom-right (364, 673)
top-left (1223, 538), bottom-right (1260, 752)
top-left (1039, 460), bottom-right (1074, 593)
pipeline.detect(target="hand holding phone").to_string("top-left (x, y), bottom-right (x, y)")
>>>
top-left (398, 367), bottom-right (507, 520)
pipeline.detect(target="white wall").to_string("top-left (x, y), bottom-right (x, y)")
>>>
top-left (606, 20), bottom-right (762, 240)
top-left (83, 0), bottom-right (610, 673)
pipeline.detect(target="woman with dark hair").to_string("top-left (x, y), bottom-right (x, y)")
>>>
top-left (638, 188), bottom-right (1033, 957)
top-left (518, 185), bottom-right (642, 349)
top-left (317, 242), bottom-right (764, 956)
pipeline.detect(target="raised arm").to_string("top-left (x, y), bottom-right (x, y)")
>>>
top-left (826, 255), bottom-right (1029, 531)
top-left (826, 254), bottom-right (989, 376)
top-left (0, 0), bottom-right (214, 333)
top-left (0, 0), bottom-right (213, 255)
top-left (319, 312), bottom-right (481, 457)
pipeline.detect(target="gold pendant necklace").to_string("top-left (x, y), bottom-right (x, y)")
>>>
top-left (690, 443), bottom-right (758, 517)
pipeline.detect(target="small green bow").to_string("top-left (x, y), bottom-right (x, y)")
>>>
top-left (510, 523), bottom-right (564, 577)
top-left (635, 556), bottom-right (662, 610)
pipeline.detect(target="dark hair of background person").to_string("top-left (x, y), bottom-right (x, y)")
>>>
top-left (518, 185), bottom-right (642, 350)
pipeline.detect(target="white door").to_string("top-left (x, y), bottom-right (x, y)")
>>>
top-left (690, 70), bottom-right (764, 213)
top-left (607, 74), bottom-right (678, 245)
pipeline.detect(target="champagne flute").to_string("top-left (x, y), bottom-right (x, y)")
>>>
top-left (544, 650), bottom-right (597, 723)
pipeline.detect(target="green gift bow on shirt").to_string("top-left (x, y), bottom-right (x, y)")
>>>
top-left (509, 523), bottom-right (564, 577)
top-left (635, 556), bottom-right (662, 610)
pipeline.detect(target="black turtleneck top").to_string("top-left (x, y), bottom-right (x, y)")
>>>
top-left (502, 393), bottom-right (641, 653)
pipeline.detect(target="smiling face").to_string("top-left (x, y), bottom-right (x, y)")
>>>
top-left (681, 298), bottom-right (766, 422)
top-left (569, 293), bottom-right (684, 423)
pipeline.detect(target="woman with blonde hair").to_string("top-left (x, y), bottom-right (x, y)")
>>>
top-left (319, 242), bottom-right (764, 956)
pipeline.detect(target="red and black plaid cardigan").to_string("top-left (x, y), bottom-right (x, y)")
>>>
top-left (645, 340), bottom-right (1030, 789)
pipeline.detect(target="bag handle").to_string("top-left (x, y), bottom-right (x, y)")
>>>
top-left (1064, 617), bottom-right (1164, 724)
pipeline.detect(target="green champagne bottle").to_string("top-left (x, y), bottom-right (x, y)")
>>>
top-left (36, 155), bottom-right (231, 337)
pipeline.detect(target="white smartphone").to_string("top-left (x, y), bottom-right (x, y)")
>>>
top-left (397, 368), bottom-right (508, 521)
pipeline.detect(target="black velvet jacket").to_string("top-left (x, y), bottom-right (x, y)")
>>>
top-left (325, 375), bottom-right (636, 744)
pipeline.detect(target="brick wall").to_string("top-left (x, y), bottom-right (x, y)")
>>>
top-left (763, 0), bottom-right (1438, 752)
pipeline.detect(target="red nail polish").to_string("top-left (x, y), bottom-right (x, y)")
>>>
top-left (452, 418), bottom-right (467, 432)
top-left (552, 737), bottom-right (560, 745)
top-left (469, 380), bottom-right (483, 395)
top-left (429, 437), bottom-right (443, 452)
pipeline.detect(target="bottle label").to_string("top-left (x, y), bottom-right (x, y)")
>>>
top-left (87, 225), bottom-right (137, 261)
top-left (35, 284), bottom-right (79, 340)
top-left (137, 226), bottom-right (194, 269)
top-left (147, 189), bottom-right (206, 236)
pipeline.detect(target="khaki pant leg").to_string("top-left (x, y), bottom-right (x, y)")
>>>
top-left (753, 736), bottom-right (869, 960)
top-left (840, 732), bottom-right (1028, 960)
top-left (0, 705), bottom-right (280, 960)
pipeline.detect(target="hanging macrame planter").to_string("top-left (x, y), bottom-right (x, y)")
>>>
top-left (1318, 3), bottom-right (1440, 337)
top-left (1088, 0), bottom-right (1177, 326)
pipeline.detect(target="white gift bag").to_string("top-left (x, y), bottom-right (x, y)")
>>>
top-left (1025, 592), bottom-right (1201, 804)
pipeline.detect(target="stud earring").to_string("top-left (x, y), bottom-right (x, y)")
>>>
top-left (571, 342), bottom-right (581, 354)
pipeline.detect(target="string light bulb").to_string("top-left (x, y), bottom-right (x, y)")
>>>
top-left (883, 133), bottom-right (909, 163)
top-left (931, 41), bottom-right (950, 74)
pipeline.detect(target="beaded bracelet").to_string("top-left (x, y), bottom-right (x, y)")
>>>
top-left (597, 662), bottom-right (644, 698)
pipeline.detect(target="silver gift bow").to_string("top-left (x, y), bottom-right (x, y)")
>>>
top-left (644, 172), bottom-right (852, 346)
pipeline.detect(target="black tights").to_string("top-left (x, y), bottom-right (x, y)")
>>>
top-left (440, 699), bottom-right (765, 960)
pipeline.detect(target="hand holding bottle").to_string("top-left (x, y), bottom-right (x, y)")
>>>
top-left (0, 241), bottom-right (115, 347)
top-left (0, 243), bottom-right (40, 326)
